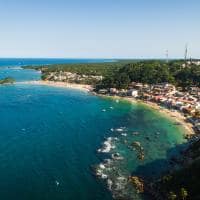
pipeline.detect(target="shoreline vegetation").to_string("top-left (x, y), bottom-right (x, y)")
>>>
top-left (0, 77), bottom-right (15, 85)
top-left (22, 59), bottom-right (200, 199)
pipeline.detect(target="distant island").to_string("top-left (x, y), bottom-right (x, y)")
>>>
top-left (0, 77), bottom-right (15, 85)
top-left (23, 59), bottom-right (200, 199)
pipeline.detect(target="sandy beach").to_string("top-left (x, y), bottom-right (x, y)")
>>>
top-left (19, 80), bottom-right (93, 92)
top-left (18, 80), bottom-right (195, 136)
top-left (138, 100), bottom-right (195, 136)
top-left (98, 95), bottom-right (195, 136)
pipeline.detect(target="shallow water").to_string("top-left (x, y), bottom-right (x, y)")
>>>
top-left (0, 59), bottom-right (188, 200)
top-left (95, 99), bottom-right (187, 199)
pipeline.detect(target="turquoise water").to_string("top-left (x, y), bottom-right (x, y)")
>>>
top-left (0, 58), bottom-right (114, 82)
top-left (95, 98), bottom-right (188, 199)
top-left (0, 59), bottom-right (188, 200)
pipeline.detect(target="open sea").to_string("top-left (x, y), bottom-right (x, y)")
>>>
top-left (0, 58), bottom-right (188, 200)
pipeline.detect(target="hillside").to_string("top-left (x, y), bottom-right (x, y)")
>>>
top-left (158, 139), bottom-right (200, 200)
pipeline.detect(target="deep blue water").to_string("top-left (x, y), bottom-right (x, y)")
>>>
top-left (0, 58), bottom-right (115, 82)
top-left (0, 59), bottom-right (187, 200)
top-left (0, 85), bottom-right (116, 200)
top-left (0, 58), bottom-right (115, 67)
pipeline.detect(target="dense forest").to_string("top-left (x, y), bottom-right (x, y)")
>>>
top-left (96, 60), bottom-right (200, 89)
top-left (158, 140), bottom-right (200, 200)
top-left (24, 62), bottom-right (125, 76)
top-left (24, 60), bottom-right (200, 89)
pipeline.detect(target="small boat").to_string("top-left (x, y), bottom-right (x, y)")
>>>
top-left (55, 180), bottom-right (60, 186)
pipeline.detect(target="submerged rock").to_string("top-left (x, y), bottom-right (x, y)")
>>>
top-left (138, 152), bottom-right (145, 160)
top-left (129, 176), bottom-right (144, 193)
top-left (107, 179), bottom-right (113, 191)
top-left (131, 141), bottom-right (145, 160)
top-left (145, 136), bottom-right (151, 141)
top-left (112, 153), bottom-right (124, 160)
top-left (132, 141), bottom-right (141, 148)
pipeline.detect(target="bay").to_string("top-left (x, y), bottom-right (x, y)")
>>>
top-left (0, 59), bottom-right (187, 200)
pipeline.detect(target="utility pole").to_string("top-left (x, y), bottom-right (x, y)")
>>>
top-left (184, 44), bottom-right (188, 67)
top-left (165, 50), bottom-right (169, 63)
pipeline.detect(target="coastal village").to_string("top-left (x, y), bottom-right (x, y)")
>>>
top-left (97, 83), bottom-right (200, 135)
top-left (44, 70), bottom-right (200, 136)
top-left (44, 71), bottom-right (103, 84)
top-left (95, 81), bottom-right (200, 199)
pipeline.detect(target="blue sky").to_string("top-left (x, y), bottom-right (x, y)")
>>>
top-left (0, 0), bottom-right (199, 58)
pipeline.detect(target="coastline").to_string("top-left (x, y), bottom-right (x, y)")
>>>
top-left (16, 79), bottom-right (196, 199)
top-left (138, 99), bottom-right (194, 136)
top-left (18, 80), bottom-right (195, 136)
top-left (96, 95), bottom-right (195, 136)
top-left (18, 80), bottom-right (93, 92)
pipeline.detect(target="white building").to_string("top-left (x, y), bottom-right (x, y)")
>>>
top-left (127, 89), bottom-right (138, 97)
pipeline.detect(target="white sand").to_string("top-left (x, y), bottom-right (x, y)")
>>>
top-left (19, 80), bottom-right (93, 92)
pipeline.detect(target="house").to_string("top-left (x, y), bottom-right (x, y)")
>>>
top-left (182, 106), bottom-right (196, 115)
top-left (174, 92), bottom-right (185, 97)
top-left (174, 101), bottom-right (184, 110)
top-left (109, 88), bottom-right (118, 95)
top-left (134, 83), bottom-right (143, 90)
top-left (127, 89), bottom-right (138, 97)
top-left (98, 89), bottom-right (108, 94)
top-left (196, 103), bottom-right (200, 111)
top-left (118, 89), bottom-right (127, 97)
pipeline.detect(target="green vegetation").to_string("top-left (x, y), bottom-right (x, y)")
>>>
top-left (24, 62), bottom-right (125, 76)
top-left (24, 60), bottom-right (200, 89)
top-left (159, 160), bottom-right (200, 199)
top-left (175, 64), bottom-right (200, 89)
top-left (158, 140), bottom-right (200, 199)
top-left (0, 77), bottom-right (15, 84)
top-left (97, 60), bottom-right (200, 89)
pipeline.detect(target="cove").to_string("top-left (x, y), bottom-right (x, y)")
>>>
top-left (0, 83), bottom-right (187, 200)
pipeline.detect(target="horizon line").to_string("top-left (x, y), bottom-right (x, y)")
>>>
top-left (0, 57), bottom-right (199, 60)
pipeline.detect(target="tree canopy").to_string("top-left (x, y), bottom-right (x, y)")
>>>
top-left (24, 60), bottom-right (200, 89)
